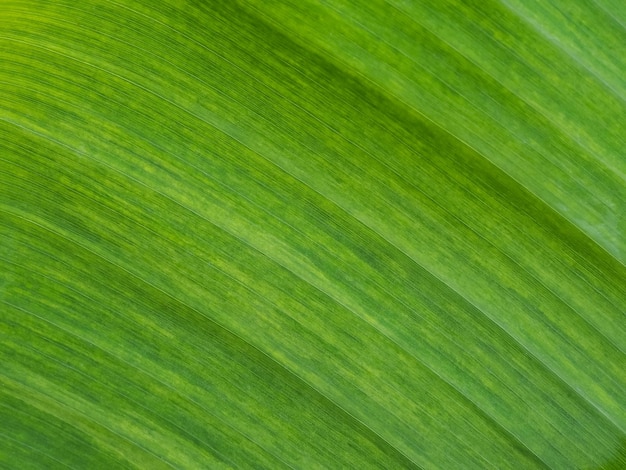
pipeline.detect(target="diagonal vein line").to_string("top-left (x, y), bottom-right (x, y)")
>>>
top-left (51, 4), bottom-right (626, 381)
top-left (2, 150), bottom-right (601, 460)
top-left (0, 365), bottom-right (177, 469)
top-left (589, 0), bottom-right (626, 30)
top-left (0, 298), bottom-right (293, 470)
top-left (4, 25), bottom-right (624, 358)
top-left (240, 2), bottom-right (626, 268)
top-left (1, 251), bottom-right (411, 468)
top-left (2, 171), bottom-right (495, 466)
top-left (286, 1), bottom-right (626, 353)
top-left (3, 30), bottom-right (624, 435)
top-left (0, 118), bottom-right (603, 467)
top-left (0, 430), bottom-right (76, 470)
top-left (497, 0), bottom-right (626, 105)
top-left (6, 341), bottom-right (249, 469)
top-left (0, 216), bottom-right (507, 469)
top-left (1, 133), bottom-right (532, 467)
top-left (323, 0), bottom-right (626, 209)
top-left (4, 26), bottom-right (625, 435)
top-left (0, 400), bottom-right (126, 469)
top-left (62, 0), bottom-right (623, 276)
top-left (3, 0), bottom-right (620, 456)
top-left (5, 137), bottom-right (593, 464)
top-left (321, 0), bottom-right (626, 191)
top-left (0, 213), bottom-right (423, 469)
top-left (4, 98), bottom-right (621, 461)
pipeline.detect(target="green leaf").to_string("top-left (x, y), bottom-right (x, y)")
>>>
top-left (1, 0), bottom-right (624, 468)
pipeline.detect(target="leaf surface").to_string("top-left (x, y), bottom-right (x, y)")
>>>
top-left (1, 0), bottom-right (625, 468)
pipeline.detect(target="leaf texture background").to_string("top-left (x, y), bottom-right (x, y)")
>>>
top-left (1, 0), bottom-right (625, 468)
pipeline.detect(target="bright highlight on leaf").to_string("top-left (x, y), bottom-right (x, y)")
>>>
top-left (1, 0), bottom-right (625, 468)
